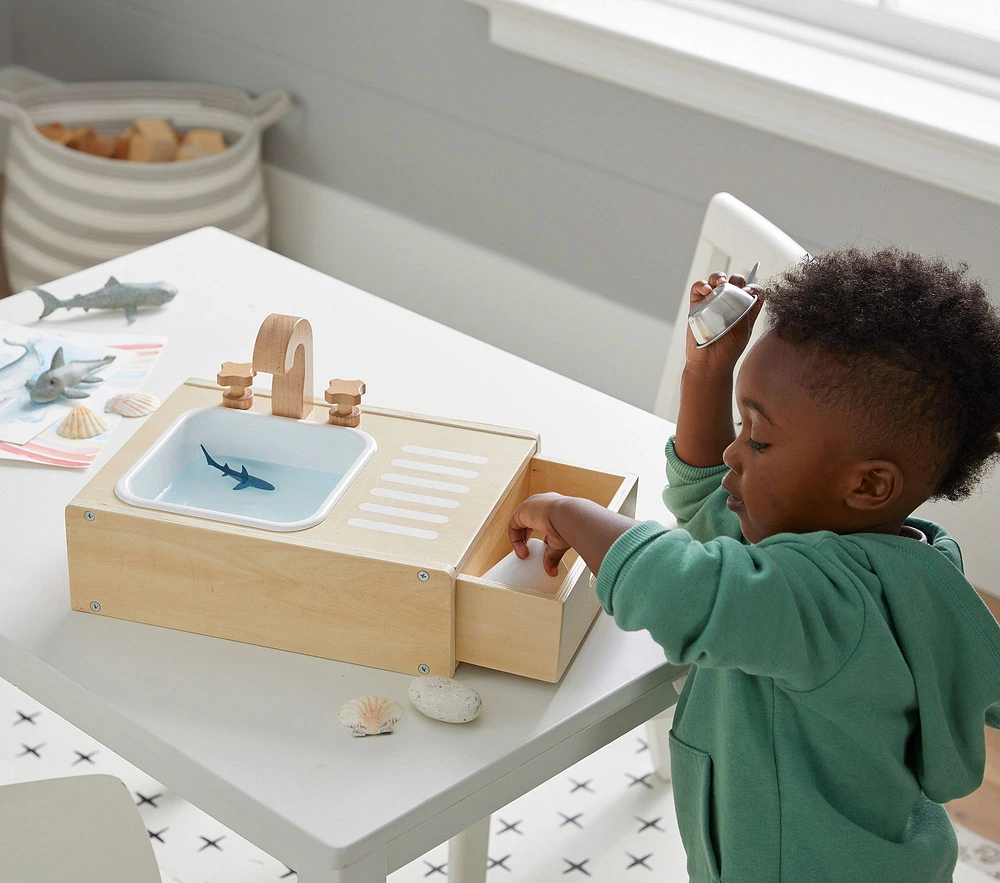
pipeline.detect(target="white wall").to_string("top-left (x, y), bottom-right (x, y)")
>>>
top-left (264, 165), bottom-right (671, 409)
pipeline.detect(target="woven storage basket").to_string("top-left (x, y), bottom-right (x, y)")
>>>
top-left (0, 81), bottom-right (290, 291)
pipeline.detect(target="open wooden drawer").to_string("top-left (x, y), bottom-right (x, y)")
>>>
top-left (455, 456), bottom-right (638, 683)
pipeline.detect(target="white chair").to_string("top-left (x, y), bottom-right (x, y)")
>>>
top-left (0, 775), bottom-right (162, 882)
top-left (648, 194), bottom-right (807, 780)
top-left (653, 192), bottom-right (809, 423)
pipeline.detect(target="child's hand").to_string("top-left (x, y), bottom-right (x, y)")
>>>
top-left (685, 272), bottom-right (764, 375)
top-left (508, 492), bottom-right (572, 577)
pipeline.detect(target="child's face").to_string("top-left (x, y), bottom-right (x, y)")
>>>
top-left (721, 333), bottom-right (869, 543)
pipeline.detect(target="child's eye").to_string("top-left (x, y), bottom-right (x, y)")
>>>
top-left (746, 438), bottom-right (769, 452)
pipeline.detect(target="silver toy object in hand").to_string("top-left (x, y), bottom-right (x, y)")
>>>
top-left (687, 261), bottom-right (759, 348)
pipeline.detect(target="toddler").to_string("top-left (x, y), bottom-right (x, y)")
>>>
top-left (509, 248), bottom-right (1000, 882)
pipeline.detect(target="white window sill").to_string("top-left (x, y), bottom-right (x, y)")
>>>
top-left (466, 0), bottom-right (1000, 207)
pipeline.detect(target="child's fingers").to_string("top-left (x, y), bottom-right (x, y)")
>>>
top-left (689, 279), bottom-right (715, 304)
top-left (543, 537), bottom-right (569, 577)
top-left (508, 524), bottom-right (531, 559)
top-left (728, 273), bottom-right (746, 288)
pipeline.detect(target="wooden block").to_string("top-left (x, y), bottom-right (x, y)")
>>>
top-left (70, 130), bottom-right (116, 158)
top-left (127, 134), bottom-right (176, 163)
top-left (60, 126), bottom-right (93, 147)
top-left (133, 118), bottom-right (178, 144)
top-left (180, 128), bottom-right (226, 155)
top-left (36, 122), bottom-right (65, 142)
top-left (175, 145), bottom-right (209, 162)
top-left (112, 135), bottom-right (132, 160)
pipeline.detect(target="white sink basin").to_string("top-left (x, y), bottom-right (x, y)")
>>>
top-left (114, 406), bottom-right (376, 531)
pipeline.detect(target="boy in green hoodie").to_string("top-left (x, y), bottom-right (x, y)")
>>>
top-left (508, 248), bottom-right (1000, 882)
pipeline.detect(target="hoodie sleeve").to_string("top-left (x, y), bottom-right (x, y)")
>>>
top-left (661, 437), bottom-right (745, 544)
top-left (988, 705), bottom-right (1000, 729)
top-left (595, 522), bottom-right (865, 691)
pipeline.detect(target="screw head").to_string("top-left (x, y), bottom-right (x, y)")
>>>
top-left (418, 664), bottom-right (430, 675)
top-left (417, 570), bottom-right (430, 582)
top-left (90, 601), bottom-right (101, 612)
top-left (84, 510), bottom-right (96, 522)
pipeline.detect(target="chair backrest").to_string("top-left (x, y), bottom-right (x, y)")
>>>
top-left (653, 193), bottom-right (809, 422)
top-left (0, 775), bottom-right (161, 882)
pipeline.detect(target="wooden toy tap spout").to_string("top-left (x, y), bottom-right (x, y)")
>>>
top-left (252, 314), bottom-right (314, 419)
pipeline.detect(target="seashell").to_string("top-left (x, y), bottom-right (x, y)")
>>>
top-left (104, 392), bottom-right (160, 418)
top-left (337, 696), bottom-right (403, 737)
top-left (408, 676), bottom-right (481, 724)
top-left (56, 406), bottom-right (108, 440)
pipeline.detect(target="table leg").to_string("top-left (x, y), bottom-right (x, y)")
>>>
top-left (448, 814), bottom-right (490, 883)
top-left (298, 851), bottom-right (387, 882)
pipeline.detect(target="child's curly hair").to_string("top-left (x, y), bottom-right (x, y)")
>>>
top-left (764, 247), bottom-right (1000, 501)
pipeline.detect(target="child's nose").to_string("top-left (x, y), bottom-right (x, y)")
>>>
top-left (723, 438), bottom-right (741, 474)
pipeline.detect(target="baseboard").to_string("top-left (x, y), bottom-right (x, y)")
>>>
top-left (264, 165), bottom-right (671, 410)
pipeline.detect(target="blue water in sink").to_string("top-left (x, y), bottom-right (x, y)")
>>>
top-left (158, 454), bottom-right (345, 525)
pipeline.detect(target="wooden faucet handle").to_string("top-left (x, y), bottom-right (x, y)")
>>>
top-left (218, 361), bottom-right (255, 387)
top-left (326, 378), bottom-right (365, 427)
top-left (325, 379), bottom-right (366, 406)
top-left (219, 361), bottom-right (255, 410)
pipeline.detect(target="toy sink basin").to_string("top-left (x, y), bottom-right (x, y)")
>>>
top-left (114, 406), bottom-right (377, 532)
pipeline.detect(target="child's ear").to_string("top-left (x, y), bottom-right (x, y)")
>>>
top-left (844, 460), bottom-right (904, 511)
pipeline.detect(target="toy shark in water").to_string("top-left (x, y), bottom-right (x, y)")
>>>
top-left (33, 277), bottom-right (177, 324)
top-left (200, 445), bottom-right (275, 491)
top-left (25, 347), bottom-right (116, 403)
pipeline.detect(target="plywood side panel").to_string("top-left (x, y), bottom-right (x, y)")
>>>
top-left (67, 505), bottom-right (456, 678)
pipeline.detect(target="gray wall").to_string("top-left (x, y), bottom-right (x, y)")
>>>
top-left (8, 0), bottom-right (1000, 318)
top-left (0, 0), bottom-right (11, 66)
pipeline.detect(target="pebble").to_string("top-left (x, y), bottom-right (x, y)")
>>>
top-left (408, 676), bottom-right (482, 724)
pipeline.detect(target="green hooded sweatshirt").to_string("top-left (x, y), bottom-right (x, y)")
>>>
top-left (595, 438), bottom-right (1000, 883)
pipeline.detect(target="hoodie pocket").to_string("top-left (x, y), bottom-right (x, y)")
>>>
top-left (669, 730), bottom-right (721, 882)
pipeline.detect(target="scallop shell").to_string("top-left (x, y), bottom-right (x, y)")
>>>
top-left (56, 406), bottom-right (108, 439)
top-left (337, 696), bottom-right (403, 737)
top-left (104, 392), bottom-right (160, 418)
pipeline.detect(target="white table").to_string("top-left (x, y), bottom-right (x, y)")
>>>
top-left (0, 228), bottom-right (684, 882)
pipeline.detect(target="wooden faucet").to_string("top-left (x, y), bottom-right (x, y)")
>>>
top-left (252, 314), bottom-right (314, 419)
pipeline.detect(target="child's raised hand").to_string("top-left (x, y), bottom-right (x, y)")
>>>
top-left (508, 492), bottom-right (572, 577)
top-left (686, 272), bottom-right (764, 374)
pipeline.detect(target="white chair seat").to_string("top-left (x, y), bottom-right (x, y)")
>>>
top-left (0, 775), bottom-right (161, 882)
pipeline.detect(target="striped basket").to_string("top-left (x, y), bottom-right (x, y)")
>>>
top-left (0, 81), bottom-right (290, 291)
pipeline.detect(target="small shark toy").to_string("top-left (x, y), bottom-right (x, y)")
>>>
top-left (200, 445), bottom-right (275, 491)
top-left (26, 347), bottom-right (116, 403)
top-left (33, 277), bottom-right (177, 324)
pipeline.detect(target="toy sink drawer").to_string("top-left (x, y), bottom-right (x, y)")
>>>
top-left (455, 455), bottom-right (638, 683)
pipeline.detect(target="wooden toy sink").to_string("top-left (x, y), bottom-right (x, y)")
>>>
top-left (65, 319), bottom-right (637, 683)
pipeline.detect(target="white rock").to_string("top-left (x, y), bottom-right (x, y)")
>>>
top-left (408, 676), bottom-right (481, 724)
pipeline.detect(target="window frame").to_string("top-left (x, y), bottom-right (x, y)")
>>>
top-left (707, 0), bottom-right (1000, 78)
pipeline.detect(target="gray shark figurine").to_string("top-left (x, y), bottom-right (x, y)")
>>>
top-left (33, 277), bottom-right (177, 324)
top-left (26, 347), bottom-right (116, 403)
